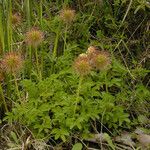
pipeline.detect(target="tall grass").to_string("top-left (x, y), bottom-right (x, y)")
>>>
top-left (0, 4), bottom-right (4, 53)
top-left (6, 0), bottom-right (12, 52)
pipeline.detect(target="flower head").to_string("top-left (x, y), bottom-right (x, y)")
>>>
top-left (59, 8), bottom-right (75, 24)
top-left (91, 51), bottom-right (111, 71)
top-left (73, 53), bottom-right (91, 76)
top-left (1, 52), bottom-right (23, 74)
top-left (86, 46), bottom-right (100, 59)
top-left (25, 28), bottom-right (44, 47)
top-left (86, 46), bottom-right (97, 55)
top-left (12, 13), bottom-right (21, 27)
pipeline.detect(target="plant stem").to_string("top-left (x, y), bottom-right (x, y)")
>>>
top-left (35, 47), bottom-right (42, 80)
top-left (0, 4), bottom-right (5, 53)
top-left (74, 76), bottom-right (83, 115)
top-left (122, 0), bottom-right (133, 24)
top-left (51, 23), bottom-right (60, 74)
top-left (39, 0), bottom-right (44, 77)
top-left (39, 0), bottom-right (43, 29)
top-left (13, 73), bottom-right (21, 102)
top-left (25, 0), bottom-right (31, 28)
top-left (6, 0), bottom-right (12, 51)
top-left (53, 24), bottom-right (60, 59)
top-left (63, 24), bottom-right (68, 52)
top-left (104, 71), bottom-right (108, 93)
top-left (25, 0), bottom-right (32, 79)
top-left (0, 83), bottom-right (8, 112)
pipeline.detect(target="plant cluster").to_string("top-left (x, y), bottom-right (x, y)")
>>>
top-left (0, 0), bottom-right (149, 149)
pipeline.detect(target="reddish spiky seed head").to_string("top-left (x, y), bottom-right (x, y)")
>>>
top-left (91, 51), bottom-right (111, 71)
top-left (78, 53), bottom-right (89, 59)
top-left (87, 46), bottom-right (97, 55)
top-left (73, 53), bottom-right (91, 76)
top-left (25, 28), bottom-right (44, 47)
top-left (86, 46), bottom-right (100, 59)
top-left (59, 8), bottom-right (75, 24)
top-left (12, 13), bottom-right (21, 27)
top-left (1, 52), bottom-right (23, 74)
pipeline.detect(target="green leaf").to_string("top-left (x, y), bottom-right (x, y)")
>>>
top-left (109, 78), bottom-right (122, 87)
top-left (61, 135), bottom-right (66, 142)
top-left (10, 131), bottom-right (19, 144)
top-left (72, 143), bottom-right (83, 150)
